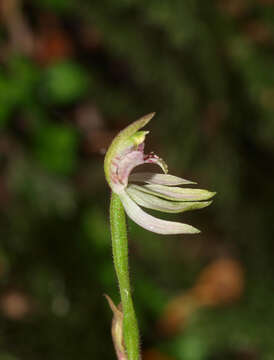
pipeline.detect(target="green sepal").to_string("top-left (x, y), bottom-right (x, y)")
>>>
top-left (104, 113), bottom-right (155, 186)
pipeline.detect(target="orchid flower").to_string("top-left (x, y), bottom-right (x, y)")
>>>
top-left (104, 113), bottom-right (215, 235)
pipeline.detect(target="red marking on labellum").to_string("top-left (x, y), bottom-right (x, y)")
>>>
top-left (111, 162), bottom-right (119, 168)
top-left (111, 174), bottom-right (119, 184)
top-left (144, 153), bottom-right (158, 161)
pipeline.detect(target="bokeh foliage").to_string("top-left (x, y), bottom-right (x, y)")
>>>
top-left (0, 0), bottom-right (274, 359)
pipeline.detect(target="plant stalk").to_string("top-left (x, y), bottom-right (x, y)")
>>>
top-left (110, 192), bottom-right (140, 360)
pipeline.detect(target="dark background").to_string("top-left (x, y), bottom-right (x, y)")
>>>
top-left (0, 0), bottom-right (274, 359)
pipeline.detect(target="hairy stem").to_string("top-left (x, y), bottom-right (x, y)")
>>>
top-left (110, 192), bottom-right (140, 360)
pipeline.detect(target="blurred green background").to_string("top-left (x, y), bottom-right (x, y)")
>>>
top-left (0, 0), bottom-right (274, 359)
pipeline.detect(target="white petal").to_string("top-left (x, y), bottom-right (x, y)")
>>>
top-left (129, 184), bottom-right (216, 202)
top-left (119, 191), bottom-right (200, 235)
top-left (126, 186), bottom-right (212, 213)
top-left (129, 172), bottom-right (196, 186)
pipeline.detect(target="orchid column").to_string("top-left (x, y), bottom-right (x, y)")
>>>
top-left (104, 113), bottom-right (215, 360)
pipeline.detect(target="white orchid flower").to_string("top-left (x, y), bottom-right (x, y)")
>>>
top-left (104, 113), bottom-right (215, 235)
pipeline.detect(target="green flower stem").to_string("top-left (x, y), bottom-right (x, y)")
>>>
top-left (110, 192), bottom-right (140, 360)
